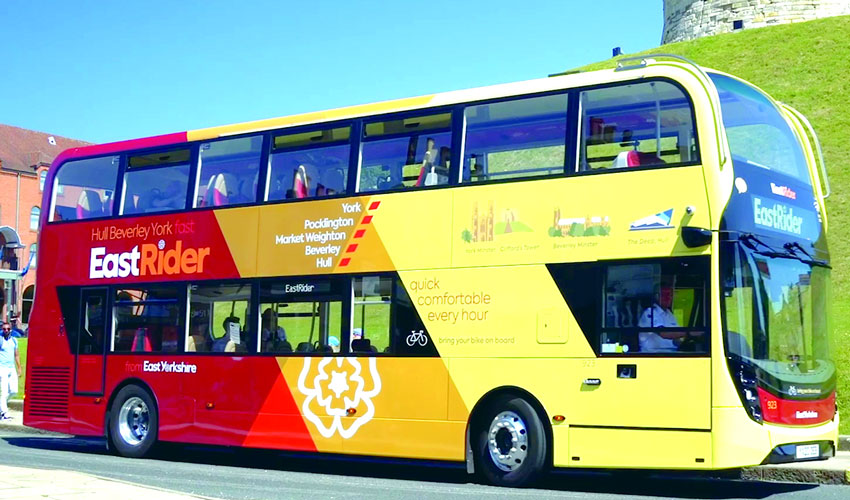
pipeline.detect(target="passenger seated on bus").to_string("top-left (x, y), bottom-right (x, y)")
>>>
top-left (261, 308), bottom-right (290, 352)
top-left (612, 150), bottom-right (667, 169)
top-left (76, 190), bottom-right (104, 219)
top-left (221, 316), bottom-right (244, 353)
top-left (292, 165), bottom-right (309, 198)
top-left (211, 174), bottom-right (240, 206)
top-left (416, 138), bottom-right (444, 187)
top-left (187, 321), bottom-right (209, 352)
top-left (637, 285), bottom-right (686, 352)
top-left (212, 316), bottom-right (238, 352)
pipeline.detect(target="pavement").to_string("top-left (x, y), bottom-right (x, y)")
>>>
top-left (0, 399), bottom-right (847, 498)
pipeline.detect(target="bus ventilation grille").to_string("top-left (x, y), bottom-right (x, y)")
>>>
top-left (28, 367), bottom-right (70, 418)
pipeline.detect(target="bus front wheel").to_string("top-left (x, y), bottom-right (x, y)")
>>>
top-left (473, 396), bottom-right (548, 487)
top-left (108, 385), bottom-right (158, 458)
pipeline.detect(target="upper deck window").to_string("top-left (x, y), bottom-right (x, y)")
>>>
top-left (462, 94), bottom-right (568, 182)
top-left (710, 73), bottom-right (809, 183)
top-left (122, 149), bottom-right (191, 215)
top-left (195, 136), bottom-right (263, 208)
top-left (579, 81), bottom-right (699, 171)
top-left (358, 112), bottom-right (451, 192)
top-left (50, 155), bottom-right (120, 222)
top-left (268, 126), bottom-right (350, 201)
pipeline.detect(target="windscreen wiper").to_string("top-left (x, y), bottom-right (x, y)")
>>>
top-left (740, 233), bottom-right (829, 267)
top-left (783, 241), bottom-right (830, 267)
top-left (739, 233), bottom-right (786, 258)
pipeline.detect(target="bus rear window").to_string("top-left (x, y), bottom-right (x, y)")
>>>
top-left (710, 73), bottom-right (809, 183)
top-left (50, 156), bottom-right (119, 222)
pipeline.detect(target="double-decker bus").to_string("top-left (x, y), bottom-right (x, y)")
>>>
top-left (25, 55), bottom-right (836, 487)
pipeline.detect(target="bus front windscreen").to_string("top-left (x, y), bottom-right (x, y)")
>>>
top-left (710, 73), bottom-right (810, 184)
top-left (721, 241), bottom-right (835, 424)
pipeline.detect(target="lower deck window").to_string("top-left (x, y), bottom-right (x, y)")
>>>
top-left (188, 283), bottom-right (254, 353)
top-left (550, 257), bottom-right (709, 356)
top-left (113, 287), bottom-right (182, 353)
top-left (259, 279), bottom-right (344, 354)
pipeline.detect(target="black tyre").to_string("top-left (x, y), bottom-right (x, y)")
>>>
top-left (473, 395), bottom-right (548, 487)
top-left (108, 385), bottom-right (158, 458)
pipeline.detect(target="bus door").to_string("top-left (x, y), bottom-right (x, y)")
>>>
top-left (74, 288), bottom-right (107, 395)
top-left (563, 257), bottom-right (713, 467)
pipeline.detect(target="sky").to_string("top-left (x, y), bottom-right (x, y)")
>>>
top-left (0, 1), bottom-right (663, 144)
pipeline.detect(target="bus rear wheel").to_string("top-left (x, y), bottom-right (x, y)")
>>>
top-left (473, 396), bottom-right (548, 487)
top-left (108, 385), bottom-right (158, 458)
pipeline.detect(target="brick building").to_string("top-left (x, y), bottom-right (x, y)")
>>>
top-left (0, 124), bottom-right (89, 325)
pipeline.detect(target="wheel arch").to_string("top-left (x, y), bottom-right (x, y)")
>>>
top-left (103, 378), bottom-right (159, 445)
top-left (464, 385), bottom-right (554, 474)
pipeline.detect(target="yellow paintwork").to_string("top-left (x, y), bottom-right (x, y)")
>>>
top-left (568, 427), bottom-right (713, 468)
top-left (199, 61), bottom-right (834, 469)
top-left (214, 207), bottom-right (260, 277)
top-left (278, 356), bottom-right (467, 459)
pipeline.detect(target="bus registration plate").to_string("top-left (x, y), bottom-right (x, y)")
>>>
top-left (795, 444), bottom-right (819, 459)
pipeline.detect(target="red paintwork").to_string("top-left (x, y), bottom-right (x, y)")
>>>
top-left (42, 211), bottom-right (239, 285)
top-left (75, 355), bottom-right (104, 394)
top-left (758, 387), bottom-right (836, 425)
top-left (25, 137), bottom-right (320, 450)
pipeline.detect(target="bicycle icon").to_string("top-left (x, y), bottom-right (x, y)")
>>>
top-left (406, 330), bottom-right (428, 347)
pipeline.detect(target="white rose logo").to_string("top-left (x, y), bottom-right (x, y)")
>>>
top-left (297, 357), bottom-right (381, 439)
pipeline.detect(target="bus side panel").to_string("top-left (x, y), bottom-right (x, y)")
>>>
top-left (567, 427), bottom-right (712, 469)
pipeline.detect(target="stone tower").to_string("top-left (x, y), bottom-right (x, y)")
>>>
top-left (662, 0), bottom-right (850, 44)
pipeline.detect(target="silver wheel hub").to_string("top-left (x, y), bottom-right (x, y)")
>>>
top-left (118, 396), bottom-right (149, 446)
top-left (487, 410), bottom-right (528, 472)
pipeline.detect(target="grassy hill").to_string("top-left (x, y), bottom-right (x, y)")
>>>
top-left (575, 16), bottom-right (850, 433)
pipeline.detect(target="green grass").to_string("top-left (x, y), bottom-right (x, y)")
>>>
top-left (571, 15), bottom-right (850, 433)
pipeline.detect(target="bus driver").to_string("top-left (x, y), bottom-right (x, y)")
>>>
top-left (637, 285), bottom-right (687, 352)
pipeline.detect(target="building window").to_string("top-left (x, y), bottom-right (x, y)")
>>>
top-left (28, 243), bottom-right (36, 270)
top-left (30, 207), bottom-right (40, 231)
top-left (39, 171), bottom-right (47, 191)
top-left (21, 285), bottom-right (35, 324)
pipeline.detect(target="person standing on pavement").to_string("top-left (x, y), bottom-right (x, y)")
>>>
top-left (0, 321), bottom-right (22, 420)
top-left (8, 315), bottom-right (24, 338)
